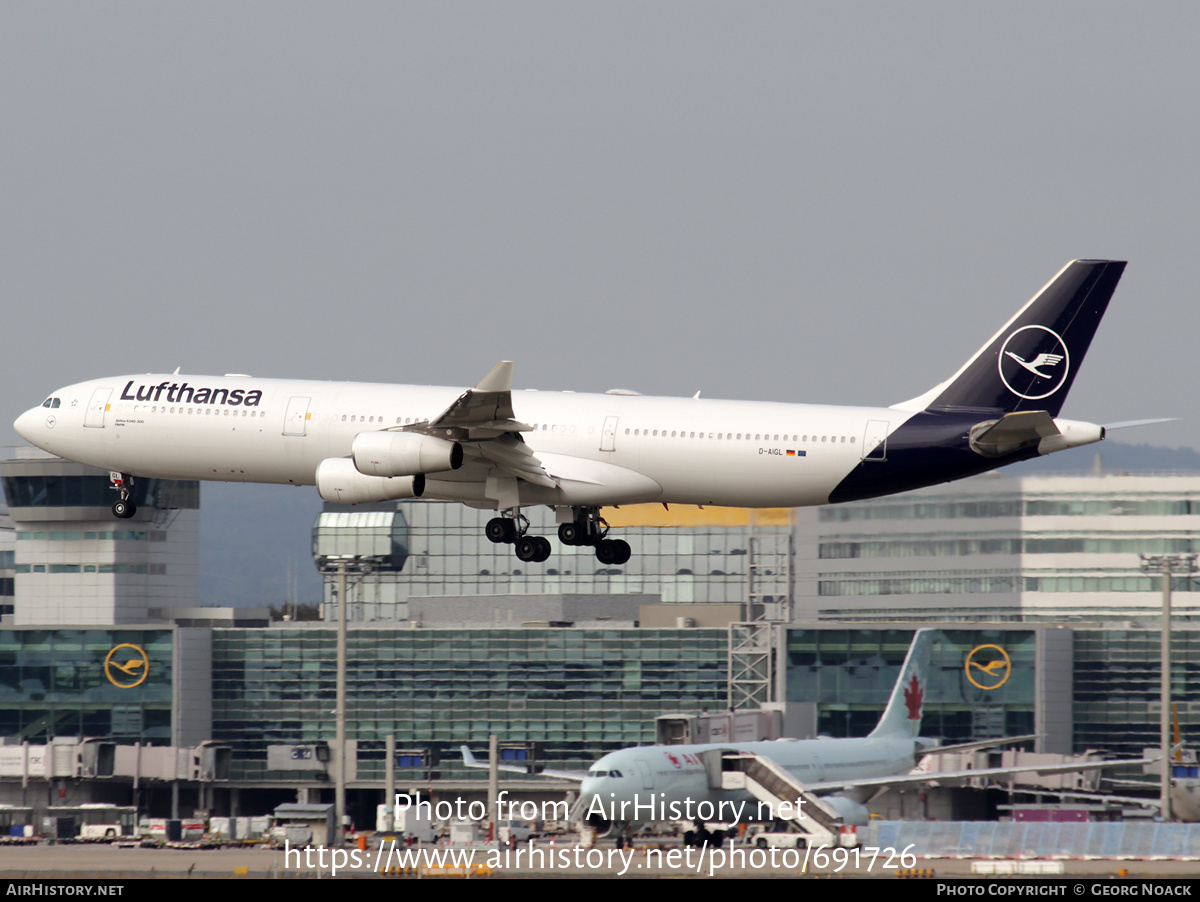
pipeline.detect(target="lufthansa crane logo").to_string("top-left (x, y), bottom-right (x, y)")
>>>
top-left (104, 643), bottom-right (149, 689)
top-left (997, 325), bottom-right (1070, 401)
top-left (964, 644), bottom-right (1011, 691)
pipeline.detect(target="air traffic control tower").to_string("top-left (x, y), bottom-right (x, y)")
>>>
top-left (0, 449), bottom-right (200, 625)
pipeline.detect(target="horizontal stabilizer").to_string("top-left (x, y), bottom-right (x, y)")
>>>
top-left (969, 410), bottom-right (1059, 457)
top-left (970, 411), bottom-right (1106, 458)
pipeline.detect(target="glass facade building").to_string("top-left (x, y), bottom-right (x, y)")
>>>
top-left (1073, 628), bottom-right (1200, 759)
top-left (797, 473), bottom-right (1200, 623)
top-left (312, 501), bottom-right (790, 621)
top-left (0, 452), bottom-right (200, 625)
top-left (0, 628), bottom-right (174, 742)
top-left (210, 626), bottom-right (727, 780)
top-left (786, 627), bottom-right (1039, 742)
top-left (0, 621), bottom-right (1193, 801)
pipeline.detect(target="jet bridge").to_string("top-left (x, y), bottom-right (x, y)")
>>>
top-left (714, 750), bottom-right (856, 848)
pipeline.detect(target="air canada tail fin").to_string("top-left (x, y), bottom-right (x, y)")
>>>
top-left (869, 629), bottom-right (936, 739)
top-left (896, 260), bottom-right (1126, 417)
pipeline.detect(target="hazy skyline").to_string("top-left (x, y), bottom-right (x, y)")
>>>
top-left (2, 4), bottom-right (1196, 456)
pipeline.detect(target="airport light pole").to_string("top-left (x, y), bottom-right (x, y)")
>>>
top-left (1140, 552), bottom-right (1197, 822)
top-left (323, 555), bottom-right (377, 843)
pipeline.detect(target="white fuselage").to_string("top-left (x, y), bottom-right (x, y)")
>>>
top-left (580, 735), bottom-right (917, 824)
top-left (15, 374), bottom-right (914, 510)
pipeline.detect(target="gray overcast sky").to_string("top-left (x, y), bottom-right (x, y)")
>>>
top-left (2, 3), bottom-right (1197, 450)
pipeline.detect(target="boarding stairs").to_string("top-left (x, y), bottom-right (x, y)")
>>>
top-left (717, 751), bottom-right (849, 847)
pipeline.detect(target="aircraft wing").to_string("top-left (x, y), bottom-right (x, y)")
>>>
top-left (917, 734), bottom-right (1040, 759)
top-left (460, 745), bottom-right (588, 782)
top-left (798, 756), bottom-right (1154, 795)
top-left (403, 362), bottom-right (557, 490)
top-left (426, 361), bottom-right (532, 439)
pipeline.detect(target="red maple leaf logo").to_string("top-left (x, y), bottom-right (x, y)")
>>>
top-left (903, 675), bottom-right (923, 720)
top-left (666, 753), bottom-right (682, 769)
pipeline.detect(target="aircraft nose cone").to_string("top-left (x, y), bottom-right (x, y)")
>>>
top-left (14, 406), bottom-right (48, 444)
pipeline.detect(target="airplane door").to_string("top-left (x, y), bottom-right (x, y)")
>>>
top-left (600, 416), bottom-right (619, 452)
top-left (635, 757), bottom-right (653, 790)
top-left (84, 388), bottom-right (112, 428)
top-left (861, 419), bottom-right (889, 461)
top-left (283, 396), bottom-right (311, 436)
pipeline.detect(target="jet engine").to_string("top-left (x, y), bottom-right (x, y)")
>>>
top-left (317, 457), bottom-right (425, 505)
top-left (820, 795), bottom-right (871, 826)
top-left (352, 431), bottom-right (463, 477)
top-left (584, 813), bottom-right (615, 836)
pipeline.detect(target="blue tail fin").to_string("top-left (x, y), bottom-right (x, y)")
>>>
top-left (901, 260), bottom-right (1125, 417)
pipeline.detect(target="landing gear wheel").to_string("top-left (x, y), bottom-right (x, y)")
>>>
top-left (596, 539), bottom-right (630, 566)
top-left (558, 523), bottom-right (582, 546)
top-left (532, 536), bottom-right (552, 562)
top-left (486, 518), bottom-right (516, 544)
top-left (515, 536), bottom-right (540, 562)
top-left (112, 499), bottom-right (136, 519)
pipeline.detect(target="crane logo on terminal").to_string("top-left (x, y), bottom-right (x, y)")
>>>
top-left (105, 643), bottom-right (149, 689)
top-left (965, 644), bottom-right (1012, 691)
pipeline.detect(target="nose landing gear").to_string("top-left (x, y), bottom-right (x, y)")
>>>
top-left (109, 472), bottom-right (137, 519)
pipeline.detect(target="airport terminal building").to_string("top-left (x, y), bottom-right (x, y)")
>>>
top-left (1, 452), bottom-right (1198, 824)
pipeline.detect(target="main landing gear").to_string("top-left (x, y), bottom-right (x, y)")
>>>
top-left (485, 512), bottom-right (551, 563)
top-left (484, 506), bottom-right (631, 565)
top-left (109, 471), bottom-right (137, 519)
top-left (558, 506), bottom-right (631, 565)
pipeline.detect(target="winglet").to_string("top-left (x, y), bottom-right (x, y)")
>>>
top-left (476, 361), bottom-right (514, 393)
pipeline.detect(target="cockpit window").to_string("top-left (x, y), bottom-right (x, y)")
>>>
top-left (52, 398), bottom-right (60, 408)
top-left (42, 399), bottom-right (52, 408)
top-left (42, 398), bottom-right (61, 408)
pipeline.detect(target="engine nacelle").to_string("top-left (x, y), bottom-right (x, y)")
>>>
top-left (819, 795), bottom-right (871, 826)
top-left (584, 814), bottom-right (615, 836)
top-left (317, 457), bottom-right (425, 505)
top-left (352, 431), bottom-right (463, 477)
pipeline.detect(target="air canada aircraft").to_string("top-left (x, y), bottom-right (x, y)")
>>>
top-left (15, 260), bottom-right (1136, 565)
top-left (465, 630), bottom-right (1148, 845)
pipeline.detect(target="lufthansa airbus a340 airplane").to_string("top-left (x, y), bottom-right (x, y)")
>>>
top-left (15, 260), bottom-right (1132, 565)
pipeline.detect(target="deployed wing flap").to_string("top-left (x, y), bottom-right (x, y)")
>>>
top-left (472, 434), bottom-right (557, 489)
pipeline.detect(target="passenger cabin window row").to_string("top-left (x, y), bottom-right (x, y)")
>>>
top-left (124, 405), bottom-right (266, 417)
top-left (622, 428), bottom-right (855, 443)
